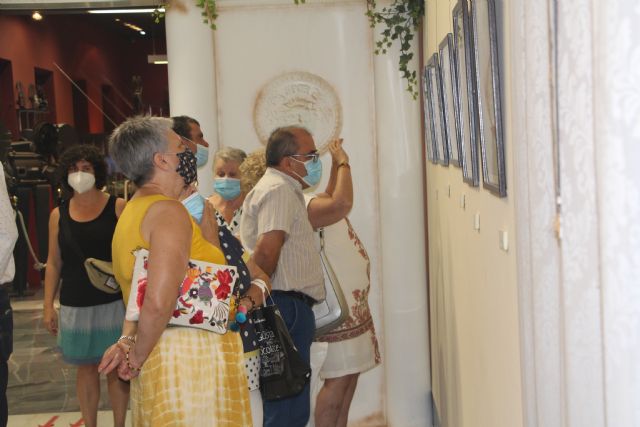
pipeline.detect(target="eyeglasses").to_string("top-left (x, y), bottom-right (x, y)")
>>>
top-left (289, 153), bottom-right (319, 163)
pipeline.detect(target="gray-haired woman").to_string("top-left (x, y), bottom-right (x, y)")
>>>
top-left (208, 147), bottom-right (247, 235)
top-left (98, 116), bottom-right (251, 426)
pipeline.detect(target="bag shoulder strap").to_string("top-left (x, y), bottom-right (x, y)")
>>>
top-left (58, 200), bottom-right (85, 261)
top-left (319, 227), bottom-right (325, 250)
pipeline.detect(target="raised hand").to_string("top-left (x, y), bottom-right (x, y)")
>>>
top-left (329, 138), bottom-right (348, 166)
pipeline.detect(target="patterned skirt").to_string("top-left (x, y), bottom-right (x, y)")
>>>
top-left (131, 327), bottom-right (252, 427)
top-left (319, 326), bottom-right (380, 379)
top-left (58, 299), bottom-right (124, 365)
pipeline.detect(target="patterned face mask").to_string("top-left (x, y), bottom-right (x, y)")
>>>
top-left (175, 148), bottom-right (198, 185)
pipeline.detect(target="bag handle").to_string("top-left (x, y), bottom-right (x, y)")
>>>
top-left (251, 278), bottom-right (274, 306)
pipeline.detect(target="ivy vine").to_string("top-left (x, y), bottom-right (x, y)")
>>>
top-left (366, 0), bottom-right (424, 99)
top-left (295, 0), bottom-right (424, 98)
top-left (196, 0), bottom-right (219, 29)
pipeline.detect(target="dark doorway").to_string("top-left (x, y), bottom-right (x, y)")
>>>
top-left (34, 67), bottom-right (56, 123)
top-left (0, 58), bottom-right (18, 138)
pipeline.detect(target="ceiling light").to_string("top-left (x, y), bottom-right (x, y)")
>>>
top-left (32, 11), bottom-right (43, 21)
top-left (139, 31), bottom-right (146, 35)
top-left (147, 55), bottom-right (168, 65)
top-left (88, 8), bottom-right (165, 14)
top-left (123, 22), bottom-right (144, 32)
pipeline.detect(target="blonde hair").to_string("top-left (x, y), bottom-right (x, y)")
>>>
top-left (239, 148), bottom-right (267, 193)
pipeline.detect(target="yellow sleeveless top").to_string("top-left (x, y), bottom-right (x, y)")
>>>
top-left (112, 194), bottom-right (226, 302)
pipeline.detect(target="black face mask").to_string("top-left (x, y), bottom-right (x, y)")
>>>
top-left (175, 149), bottom-right (198, 185)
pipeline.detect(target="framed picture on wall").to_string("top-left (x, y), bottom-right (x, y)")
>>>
top-left (453, 0), bottom-right (480, 186)
top-left (426, 53), bottom-right (449, 166)
top-left (471, 0), bottom-right (507, 197)
top-left (422, 66), bottom-right (438, 164)
top-left (439, 33), bottom-right (461, 168)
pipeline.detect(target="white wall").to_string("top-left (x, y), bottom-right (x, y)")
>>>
top-left (212, 3), bottom-right (386, 423)
top-left (423, 1), bottom-right (524, 426)
top-left (167, 1), bottom-right (432, 426)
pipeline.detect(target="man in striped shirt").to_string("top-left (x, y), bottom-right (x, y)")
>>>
top-left (240, 126), bottom-right (324, 427)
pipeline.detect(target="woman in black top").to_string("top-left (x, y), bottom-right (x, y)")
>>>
top-left (43, 145), bottom-right (128, 427)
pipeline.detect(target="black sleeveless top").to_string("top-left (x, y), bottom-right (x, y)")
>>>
top-left (58, 195), bottom-right (122, 307)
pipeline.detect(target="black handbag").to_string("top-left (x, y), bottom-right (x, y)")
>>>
top-left (252, 300), bottom-right (311, 401)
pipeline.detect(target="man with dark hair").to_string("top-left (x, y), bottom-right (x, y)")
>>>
top-left (0, 162), bottom-right (18, 427)
top-left (240, 126), bottom-right (324, 427)
top-left (171, 115), bottom-right (210, 168)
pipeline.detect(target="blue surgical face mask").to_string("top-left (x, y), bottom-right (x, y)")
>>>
top-left (291, 157), bottom-right (322, 187)
top-left (214, 177), bottom-right (241, 200)
top-left (195, 146), bottom-right (209, 168)
top-left (182, 192), bottom-right (205, 223)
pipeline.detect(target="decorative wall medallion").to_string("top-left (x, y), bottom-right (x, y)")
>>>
top-left (254, 71), bottom-right (343, 148)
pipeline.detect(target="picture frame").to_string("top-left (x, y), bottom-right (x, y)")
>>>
top-left (422, 65), bottom-right (437, 164)
top-left (426, 53), bottom-right (448, 166)
top-left (453, 0), bottom-right (480, 186)
top-left (471, 0), bottom-right (506, 196)
top-left (439, 33), bottom-right (462, 167)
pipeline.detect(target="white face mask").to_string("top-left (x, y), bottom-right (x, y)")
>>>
top-left (67, 171), bottom-right (95, 194)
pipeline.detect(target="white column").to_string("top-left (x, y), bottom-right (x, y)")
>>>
top-left (165, 4), bottom-right (218, 196)
top-left (373, 14), bottom-right (433, 427)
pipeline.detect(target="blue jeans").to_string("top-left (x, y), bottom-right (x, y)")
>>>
top-left (0, 288), bottom-right (12, 427)
top-left (263, 293), bottom-right (315, 427)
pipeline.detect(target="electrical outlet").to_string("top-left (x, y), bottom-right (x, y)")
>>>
top-left (499, 230), bottom-right (509, 251)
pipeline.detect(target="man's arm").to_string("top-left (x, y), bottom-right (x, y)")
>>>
top-left (252, 230), bottom-right (285, 277)
top-left (307, 140), bottom-right (352, 228)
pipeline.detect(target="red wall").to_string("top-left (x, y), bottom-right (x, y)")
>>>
top-left (0, 14), bottom-right (168, 137)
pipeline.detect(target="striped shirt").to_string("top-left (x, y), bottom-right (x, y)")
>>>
top-left (240, 167), bottom-right (325, 301)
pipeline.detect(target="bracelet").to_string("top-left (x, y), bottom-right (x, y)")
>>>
top-left (118, 335), bottom-right (136, 345)
top-left (337, 162), bottom-right (350, 170)
top-left (125, 346), bottom-right (141, 372)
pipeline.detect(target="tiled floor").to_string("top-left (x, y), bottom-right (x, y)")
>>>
top-left (8, 410), bottom-right (132, 427)
top-left (7, 291), bottom-right (129, 426)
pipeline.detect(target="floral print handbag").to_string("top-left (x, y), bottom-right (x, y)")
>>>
top-left (125, 248), bottom-right (238, 334)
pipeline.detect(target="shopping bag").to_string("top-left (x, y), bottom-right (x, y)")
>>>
top-left (252, 302), bottom-right (311, 400)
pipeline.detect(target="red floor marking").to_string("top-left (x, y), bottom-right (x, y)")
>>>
top-left (69, 418), bottom-right (85, 427)
top-left (38, 415), bottom-right (58, 427)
